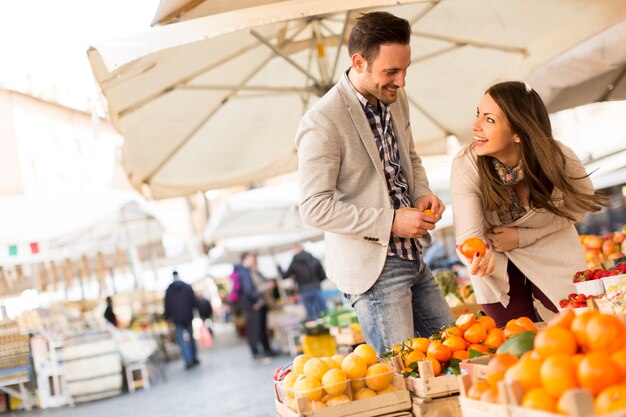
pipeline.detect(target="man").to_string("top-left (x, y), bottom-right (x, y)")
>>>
top-left (296, 11), bottom-right (454, 354)
top-left (234, 252), bottom-right (275, 363)
top-left (164, 271), bottom-right (199, 369)
top-left (277, 243), bottom-right (327, 319)
top-left (103, 296), bottom-right (118, 327)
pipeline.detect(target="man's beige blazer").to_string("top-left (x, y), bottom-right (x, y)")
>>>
top-left (296, 73), bottom-right (433, 295)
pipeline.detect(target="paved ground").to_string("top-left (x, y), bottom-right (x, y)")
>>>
top-left (22, 323), bottom-right (288, 417)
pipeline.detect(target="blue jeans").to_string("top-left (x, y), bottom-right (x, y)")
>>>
top-left (300, 288), bottom-right (328, 319)
top-left (174, 323), bottom-right (197, 365)
top-left (345, 256), bottom-right (454, 355)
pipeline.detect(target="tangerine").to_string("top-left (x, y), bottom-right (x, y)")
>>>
top-left (594, 385), bottom-right (626, 415)
top-left (467, 344), bottom-right (490, 355)
top-left (610, 349), bottom-right (626, 376)
top-left (484, 328), bottom-right (506, 350)
top-left (504, 356), bottom-right (542, 392)
top-left (425, 356), bottom-right (442, 376)
top-left (504, 322), bottom-right (525, 339)
top-left (442, 335), bottom-right (467, 352)
top-left (410, 337), bottom-right (431, 353)
top-left (547, 307), bottom-right (575, 329)
top-left (585, 313), bottom-right (626, 354)
top-left (456, 313), bottom-right (477, 331)
top-left (443, 326), bottom-right (464, 338)
top-left (534, 326), bottom-right (578, 359)
top-left (514, 317), bottom-right (538, 332)
top-left (427, 341), bottom-right (452, 362)
top-left (464, 323), bottom-right (488, 344)
top-left (577, 352), bottom-right (623, 395)
top-left (486, 353), bottom-right (518, 388)
top-left (467, 380), bottom-right (491, 400)
top-left (570, 310), bottom-right (600, 351)
top-left (452, 350), bottom-right (470, 360)
top-left (341, 353), bottom-right (367, 379)
top-left (477, 315), bottom-right (496, 331)
top-left (404, 349), bottom-right (425, 367)
top-left (540, 354), bottom-right (577, 398)
top-left (293, 354), bottom-right (312, 374)
top-left (521, 387), bottom-right (556, 412)
top-left (460, 237), bottom-right (486, 259)
top-left (321, 368), bottom-right (348, 396)
top-left (422, 209), bottom-right (435, 215)
top-left (364, 363), bottom-right (394, 391)
top-left (353, 344), bottom-right (378, 366)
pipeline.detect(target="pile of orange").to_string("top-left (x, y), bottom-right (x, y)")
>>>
top-left (279, 343), bottom-right (396, 411)
top-left (392, 313), bottom-right (536, 378)
top-left (475, 309), bottom-right (626, 415)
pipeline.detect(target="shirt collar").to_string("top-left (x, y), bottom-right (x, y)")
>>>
top-left (344, 69), bottom-right (386, 114)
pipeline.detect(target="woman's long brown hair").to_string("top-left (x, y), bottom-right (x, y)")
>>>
top-left (473, 81), bottom-right (606, 222)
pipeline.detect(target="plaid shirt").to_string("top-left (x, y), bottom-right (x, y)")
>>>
top-left (349, 80), bottom-right (420, 261)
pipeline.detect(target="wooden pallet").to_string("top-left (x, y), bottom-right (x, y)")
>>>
top-left (411, 394), bottom-right (461, 417)
top-left (404, 360), bottom-right (459, 399)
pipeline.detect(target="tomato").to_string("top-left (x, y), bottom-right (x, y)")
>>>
top-left (460, 237), bottom-right (486, 259)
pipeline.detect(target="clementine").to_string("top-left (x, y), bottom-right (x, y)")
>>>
top-left (547, 307), bottom-right (575, 329)
top-left (404, 349), bottom-right (426, 367)
top-left (540, 354), bottom-right (578, 398)
top-left (477, 315), bottom-right (496, 331)
top-left (464, 323), bottom-right (488, 344)
top-left (486, 353), bottom-right (518, 388)
top-left (442, 335), bottom-right (467, 352)
top-left (353, 343), bottom-right (378, 366)
top-left (321, 368), bottom-right (348, 396)
top-left (364, 363), bottom-right (394, 391)
top-left (585, 313), bottom-right (626, 354)
top-left (484, 328), bottom-right (506, 350)
top-left (577, 352), bottom-right (623, 395)
top-left (410, 337), bottom-right (431, 353)
top-left (534, 326), bottom-right (578, 359)
top-left (427, 341), bottom-right (452, 363)
top-left (459, 237), bottom-right (486, 259)
top-left (521, 387), bottom-right (557, 412)
top-left (452, 350), bottom-right (470, 360)
top-left (341, 353), bottom-right (367, 379)
top-left (455, 313), bottom-right (477, 331)
top-left (570, 310), bottom-right (600, 351)
top-left (425, 355), bottom-right (442, 376)
top-left (594, 385), bottom-right (626, 415)
top-left (467, 380), bottom-right (491, 400)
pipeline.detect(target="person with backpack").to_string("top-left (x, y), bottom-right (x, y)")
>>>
top-left (277, 243), bottom-right (328, 319)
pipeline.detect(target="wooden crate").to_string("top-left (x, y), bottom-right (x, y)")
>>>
top-left (275, 374), bottom-right (411, 417)
top-left (404, 360), bottom-right (459, 399)
top-left (411, 394), bottom-right (461, 417)
top-left (329, 327), bottom-right (365, 346)
top-left (458, 356), bottom-right (490, 384)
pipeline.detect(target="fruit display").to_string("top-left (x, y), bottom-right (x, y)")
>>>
top-left (273, 344), bottom-right (401, 413)
top-left (465, 309), bottom-right (626, 415)
top-left (579, 231), bottom-right (626, 268)
top-left (559, 293), bottom-right (596, 309)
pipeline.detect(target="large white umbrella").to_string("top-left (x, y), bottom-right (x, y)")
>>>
top-left (88, 0), bottom-right (626, 199)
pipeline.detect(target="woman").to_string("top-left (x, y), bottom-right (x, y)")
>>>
top-left (451, 81), bottom-right (606, 327)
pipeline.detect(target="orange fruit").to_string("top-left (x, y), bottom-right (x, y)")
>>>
top-left (486, 353), bottom-right (518, 388)
top-left (534, 326), bottom-right (577, 359)
top-left (293, 354), bottom-right (312, 374)
top-left (442, 335), bottom-right (467, 352)
top-left (294, 376), bottom-right (323, 401)
top-left (477, 315), bottom-right (496, 331)
top-left (350, 379), bottom-right (365, 393)
top-left (331, 354), bottom-right (345, 367)
top-left (484, 328), bottom-right (506, 350)
top-left (480, 387), bottom-right (499, 403)
top-left (611, 349), bottom-right (626, 377)
top-left (282, 372), bottom-right (299, 399)
top-left (321, 357), bottom-right (340, 369)
top-left (443, 326), bottom-right (464, 338)
top-left (303, 358), bottom-right (330, 381)
top-left (467, 344), bottom-right (490, 355)
top-left (425, 355), bottom-right (442, 376)
top-left (452, 350), bottom-right (470, 360)
top-left (341, 353), bottom-right (367, 379)
top-left (364, 363), bottom-right (394, 391)
top-left (585, 313), bottom-right (626, 354)
top-left (467, 380), bottom-right (491, 400)
top-left (455, 313), bottom-right (477, 331)
top-left (377, 384), bottom-right (396, 394)
top-left (504, 321), bottom-right (525, 339)
top-left (594, 385), bottom-right (626, 415)
top-left (504, 356), bottom-right (542, 392)
top-left (464, 323), bottom-right (488, 344)
top-left (577, 352), bottom-right (623, 395)
top-left (570, 310), bottom-right (600, 351)
top-left (324, 393), bottom-right (351, 406)
top-left (410, 337), bottom-right (431, 353)
top-left (354, 387), bottom-right (377, 400)
top-left (514, 317), bottom-right (538, 332)
top-left (353, 344), bottom-right (378, 366)
top-left (547, 307), bottom-right (575, 329)
top-left (427, 341), bottom-right (452, 363)
top-left (321, 368), bottom-right (348, 396)
top-left (459, 237), bottom-right (486, 259)
top-left (422, 209), bottom-right (435, 215)
top-left (540, 354), bottom-right (577, 398)
top-left (521, 387), bottom-right (557, 412)
top-left (403, 349), bottom-right (425, 367)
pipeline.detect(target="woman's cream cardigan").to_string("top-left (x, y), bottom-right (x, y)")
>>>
top-left (450, 142), bottom-right (592, 308)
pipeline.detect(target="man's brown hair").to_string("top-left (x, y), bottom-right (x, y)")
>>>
top-left (348, 11), bottom-right (411, 64)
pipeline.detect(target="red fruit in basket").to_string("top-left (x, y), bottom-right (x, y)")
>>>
top-left (577, 294), bottom-right (586, 302)
top-left (559, 299), bottom-right (569, 308)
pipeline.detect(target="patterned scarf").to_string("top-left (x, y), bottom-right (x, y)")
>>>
top-left (492, 158), bottom-right (527, 224)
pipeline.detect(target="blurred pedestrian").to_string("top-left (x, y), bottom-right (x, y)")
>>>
top-left (103, 296), bottom-right (118, 327)
top-left (196, 293), bottom-right (214, 335)
top-left (234, 252), bottom-right (276, 362)
top-left (164, 270), bottom-right (199, 369)
top-left (277, 243), bottom-right (328, 319)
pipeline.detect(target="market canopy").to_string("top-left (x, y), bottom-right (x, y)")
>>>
top-left (88, 0), bottom-right (626, 199)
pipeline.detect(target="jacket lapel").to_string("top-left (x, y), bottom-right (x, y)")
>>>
top-left (338, 76), bottom-right (387, 186)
